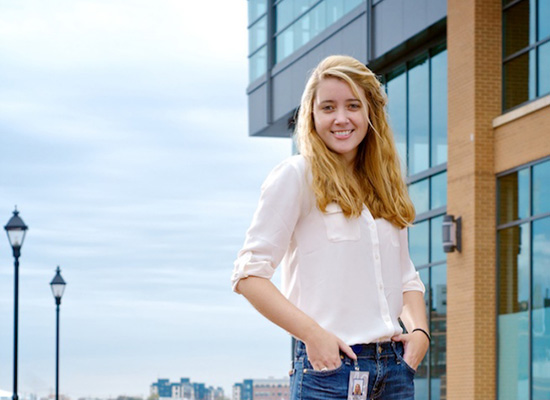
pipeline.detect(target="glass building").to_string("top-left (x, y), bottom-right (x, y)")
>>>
top-left (245, 1), bottom-right (550, 399)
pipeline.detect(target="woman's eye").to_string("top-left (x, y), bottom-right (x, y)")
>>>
top-left (322, 105), bottom-right (334, 111)
top-left (349, 103), bottom-right (361, 109)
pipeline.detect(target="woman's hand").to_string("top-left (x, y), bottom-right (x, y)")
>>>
top-left (304, 328), bottom-right (357, 371)
top-left (391, 331), bottom-right (429, 371)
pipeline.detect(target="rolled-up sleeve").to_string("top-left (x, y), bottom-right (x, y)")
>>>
top-left (399, 227), bottom-right (425, 293)
top-left (231, 159), bottom-right (303, 293)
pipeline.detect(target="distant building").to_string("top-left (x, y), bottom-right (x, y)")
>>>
top-left (150, 379), bottom-right (223, 400)
top-left (232, 378), bottom-right (289, 400)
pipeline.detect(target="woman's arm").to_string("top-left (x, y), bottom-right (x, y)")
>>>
top-left (392, 290), bottom-right (430, 370)
top-left (237, 276), bottom-right (357, 370)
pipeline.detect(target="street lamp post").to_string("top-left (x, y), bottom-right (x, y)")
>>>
top-left (4, 207), bottom-right (28, 400)
top-left (50, 267), bottom-right (66, 400)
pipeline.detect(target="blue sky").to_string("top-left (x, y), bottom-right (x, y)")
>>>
top-left (0, 1), bottom-right (292, 398)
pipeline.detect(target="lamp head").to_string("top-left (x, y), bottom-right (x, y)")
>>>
top-left (4, 207), bottom-right (28, 250)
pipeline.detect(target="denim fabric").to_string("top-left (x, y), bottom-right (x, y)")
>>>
top-left (290, 341), bottom-right (414, 400)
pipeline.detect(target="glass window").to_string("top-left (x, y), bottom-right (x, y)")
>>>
top-left (386, 46), bottom-right (447, 176)
top-left (249, 46), bottom-right (267, 82)
top-left (503, 0), bottom-right (550, 110)
top-left (408, 56), bottom-right (430, 175)
top-left (410, 220), bottom-right (429, 267)
top-left (431, 49), bottom-right (448, 166)
top-left (533, 160), bottom-right (550, 216)
top-left (431, 172), bottom-right (447, 210)
top-left (409, 179), bottom-right (429, 215)
top-left (248, 0), bottom-right (267, 22)
top-left (249, 16), bottom-right (267, 54)
top-left (504, 0), bottom-right (535, 57)
top-left (386, 68), bottom-right (407, 172)
top-left (498, 168), bottom-right (530, 225)
top-left (415, 267), bottom-right (430, 400)
top-left (504, 49), bottom-right (537, 110)
top-left (531, 217), bottom-right (550, 400)
top-left (538, 41), bottom-right (550, 97)
top-left (431, 216), bottom-right (445, 263)
top-left (430, 264), bottom-right (447, 400)
top-left (538, 0), bottom-right (550, 40)
top-left (497, 159), bottom-right (550, 400)
top-left (274, 0), bottom-right (362, 63)
top-left (498, 224), bottom-right (530, 400)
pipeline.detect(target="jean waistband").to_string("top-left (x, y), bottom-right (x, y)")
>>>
top-left (294, 340), bottom-right (403, 359)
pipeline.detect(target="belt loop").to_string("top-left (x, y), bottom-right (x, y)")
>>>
top-left (390, 341), bottom-right (398, 357)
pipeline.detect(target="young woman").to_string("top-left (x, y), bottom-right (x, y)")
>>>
top-left (231, 55), bottom-right (429, 400)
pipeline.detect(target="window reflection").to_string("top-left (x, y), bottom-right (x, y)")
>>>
top-left (498, 160), bottom-right (550, 400)
top-left (410, 221), bottom-right (429, 267)
top-left (408, 57), bottom-right (430, 175)
top-left (430, 264), bottom-right (447, 400)
top-left (538, 42), bottom-right (550, 98)
top-left (415, 268), bottom-right (430, 400)
top-left (533, 160), bottom-right (550, 216)
top-left (431, 216), bottom-right (445, 263)
top-left (274, 0), bottom-right (361, 63)
top-left (431, 49), bottom-right (448, 166)
top-left (498, 168), bottom-right (530, 225)
top-left (431, 172), bottom-right (447, 210)
top-left (532, 217), bottom-right (550, 399)
top-left (387, 69), bottom-right (407, 172)
top-left (503, 0), bottom-right (549, 109)
top-left (409, 179), bottom-right (429, 215)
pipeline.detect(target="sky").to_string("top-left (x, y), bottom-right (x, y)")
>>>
top-left (0, 1), bottom-right (294, 399)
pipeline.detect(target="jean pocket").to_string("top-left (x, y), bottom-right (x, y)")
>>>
top-left (323, 203), bottom-right (361, 242)
top-left (303, 360), bottom-right (345, 377)
top-left (395, 351), bottom-right (417, 375)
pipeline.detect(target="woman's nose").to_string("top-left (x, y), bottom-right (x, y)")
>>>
top-left (334, 110), bottom-right (349, 124)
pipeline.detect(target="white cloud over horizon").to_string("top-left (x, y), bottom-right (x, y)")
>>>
top-left (0, 1), bottom-right (293, 398)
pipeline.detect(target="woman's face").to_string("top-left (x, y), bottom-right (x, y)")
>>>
top-left (312, 77), bottom-right (369, 164)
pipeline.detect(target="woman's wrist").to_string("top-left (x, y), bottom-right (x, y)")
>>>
top-left (411, 328), bottom-right (431, 342)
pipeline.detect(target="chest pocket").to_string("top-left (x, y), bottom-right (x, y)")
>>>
top-left (322, 203), bottom-right (361, 242)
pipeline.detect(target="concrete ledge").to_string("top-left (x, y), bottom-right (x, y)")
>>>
top-left (493, 94), bottom-right (550, 128)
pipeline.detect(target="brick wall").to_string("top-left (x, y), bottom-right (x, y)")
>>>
top-left (447, 0), bottom-right (501, 398)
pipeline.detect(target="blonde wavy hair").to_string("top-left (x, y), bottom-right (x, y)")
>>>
top-left (295, 55), bottom-right (415, 229)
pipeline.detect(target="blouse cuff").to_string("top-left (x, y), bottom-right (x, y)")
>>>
top-left (402, 271), bottom-right (426, 293)
top-left (231, 251), bottom-right (275, 293)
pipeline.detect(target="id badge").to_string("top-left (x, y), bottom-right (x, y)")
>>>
top-left (347, 361), bottom-right (369, 400)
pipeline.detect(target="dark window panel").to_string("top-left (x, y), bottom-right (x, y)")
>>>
top-left (498, 168), bottom-right (530, 225)
top-left (504, 50), bottom-right (536, 110)
top-left (504, 0), bottom-right (535, 57)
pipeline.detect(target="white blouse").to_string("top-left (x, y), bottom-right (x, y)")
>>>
top-left (231, 155), bottom-right (425, 345)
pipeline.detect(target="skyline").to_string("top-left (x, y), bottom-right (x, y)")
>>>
top-left (0, 1), bottom-right (294, 398)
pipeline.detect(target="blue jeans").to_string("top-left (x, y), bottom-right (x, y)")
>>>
top-left (290, 340), bottom-right (415, 400)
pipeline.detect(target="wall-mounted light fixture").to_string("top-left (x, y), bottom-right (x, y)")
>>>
top-left (442, 214), bottom-right (461, 253)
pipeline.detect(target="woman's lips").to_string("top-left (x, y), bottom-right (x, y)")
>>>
top-left (332, 129), bottom-right (353, 139)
